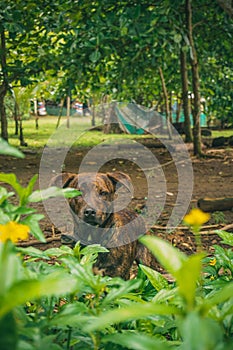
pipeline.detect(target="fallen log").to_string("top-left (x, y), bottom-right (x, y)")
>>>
top-left (198, 197), bottom-right (233, 212)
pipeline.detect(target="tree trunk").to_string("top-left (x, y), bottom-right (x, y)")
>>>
top-left (66, 95), bottom-right (70, 128)
top-left (34, 98), bottom-right (39, 129)
top-left (186, 0), bottom-right (202, 155)
top-left (158, 67), bottom-right (172, 140)
top-left (0, 29), bottom-right (8, 141)
top-left (175, 96), bottom-right (181, 123)
top-left (14, 99), bottom-right (27, 146)
top-left (180, 48), bottom-right (193, 142)
top-left (103, 102), bottom-right (122, 134)
top-left (14, 100), bottom-right (19, 135)
top-left (198, 197), bottom-right (233, 212)
top-left (56, 98), bottom-right (65, 129)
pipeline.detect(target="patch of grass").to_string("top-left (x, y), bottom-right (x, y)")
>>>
top-left (7, 116), bottom-right (151, 149)
top-left (212, 129), bottom-right (233, 138)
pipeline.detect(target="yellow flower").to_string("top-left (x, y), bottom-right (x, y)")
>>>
top-left (183, 208), bottom-right (210, 228)
top-left (209, 257), bottom-right (217, 266)
top-left (0, 221), bottom-right (29, 243)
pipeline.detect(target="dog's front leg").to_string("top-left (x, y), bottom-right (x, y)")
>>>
top-left (93, 243), bottom-right (137, 280)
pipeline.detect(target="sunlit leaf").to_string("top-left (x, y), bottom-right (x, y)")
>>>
top-left (179, 312), bottom-right (223, 350)
top-left (102, 332), bottom-right (170, 350)
top-left (140, 236), bottom-right (187, 277)
top-left (139, 264), bottom-right (169, 291)
top-left (215, 230), bottom-right (233, 247)
top-left (86, 302), bottom-right (181, 332)
top-left (28, 187), bottom-right (81, 202)
top-left (0, 138), bottom-right (24, 158)
top-left (0, 272), bottom-right (78, 318)
top-left (176, 253), bottom-right (204, 309)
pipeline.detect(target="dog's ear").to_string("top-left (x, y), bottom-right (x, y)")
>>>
top-left (106, 171), bottom-right (132, 192)
top-left (50, 172), bottom-right (77, 188)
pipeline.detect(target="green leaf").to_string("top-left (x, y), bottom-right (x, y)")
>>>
top-left (139, 264), bottom-right (169, 291)
top-left (89, 50), bottom-right (101, 63)
top-left (0, 138), bottom-right (24, 158)
top-left (102, 332), bottom-right (170, 350)
top-left (215, 230), bottom-right (233, 247)
top-left (28, 186), bottom-right (81, 202)
top-left (0, 240), bottom-right (24, 295)
top-left (102, 279), bottom-right (142, 306)
top-left (21, 214), bottom-right (45, 242)
top-left (0, 272), bottom-right (78, 318)
top-left (0, 312), bottom-right (18, 350)
top-left (0, 174), bottom-right (37, 206)
top-left (139, 236), bottom-right (187, 277)
top-left (202, 282), bottom-right (233, 314)
top-left (45, 246), bottom-right (74, 257)
top-left (23, 175), bottom-right (38, 201)
top-left (0, 173), bottom-right (24, 201)
top-left (17, 246), bottom-right (49, 260)
top-left (0, 187), bottom-right (14, 205)
top-left (153, 287), bottom-right (178, 303)
top-left (0, 209), bottom-right (11, 224)
top-left (81, 244), bottom-right (109, 256)
top-left (50, 302), bottom-right (90, 328)
top-left (85, 302), bottom-right (181, 332)
top-left (176, 253), bottom-right (204, 309)
top-left (11, 207), bottom-right (36, 216)
top-left (179, 312), bottom-right (223, 350)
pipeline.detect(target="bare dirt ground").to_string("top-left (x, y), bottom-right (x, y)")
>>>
top-left (1, 138), bottom-right (233, 269)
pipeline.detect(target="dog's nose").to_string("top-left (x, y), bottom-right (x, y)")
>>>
top-left (84, 208), bottom-right (96, 218)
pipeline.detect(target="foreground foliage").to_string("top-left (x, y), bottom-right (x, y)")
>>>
top-left (0, 233), bottom-right (232, 350)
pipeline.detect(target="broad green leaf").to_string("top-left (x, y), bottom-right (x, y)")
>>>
top-left (0, 138), bottom-right (24, 158)
top-left (22, 175), bottom-right (38, 202)
top-left (11, 207), bottom-right (36, 216)
top-left (28, 186), bottom-right (81, 202)
top-left (0, 209), bottom-right (11, 224)
top-left (51, 303), bottom-right (91, 328)
top-left (176, 253), bottom-right (204, 309)
top-left (102, 279), bottom-right (142, 306)
top-left (86, 302), bottom-right (181, 332)
top-left (0, 173), bottom-right (24, 200)
top-left (89, 50), bottom-right (101, 63)
top-left (215, 230), bottom-right (233, 247)
top-left (0, 241), bottom-right (24, 294)
top-left (0, 312), bottom-right (18, 349)
top-left (45, 246), bottom-right (74, 257)
top-left (139, 264), bottom-right (169, 291)
top-left (81, 244), bottom-right (109, 256)
top-left (0, 187), bottom-right (14, 205)
top-left (0, 174), bottom-right (36, 206)
top-left (179, 311), bottom-right (223, 350)
top-left (102, 332), bottom-right (170, 350)
top-left (17, 246), bottom-right (49, 260)
top-left (153, 287), bottom-right (178, 303)
top-left (0, 272), bottom-right (78, 318)
top-left (202, 282), bottom-right (233, 314)
top-left (21, 214), bottom-right (45, 242)
top-left (140, 235), bottom-right (187, 278)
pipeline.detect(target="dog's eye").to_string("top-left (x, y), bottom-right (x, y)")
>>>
top-left (99, 190), bottom-right (109, 197)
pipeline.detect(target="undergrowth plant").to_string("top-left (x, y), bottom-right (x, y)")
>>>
top-left (0, 138), bottom-right (233, 349)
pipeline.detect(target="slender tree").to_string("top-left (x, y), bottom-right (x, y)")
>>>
top-left (0, 29), bottom-right (8, 140)
top-left (180, 48), bottom-right (192, 142)
top-left (185, 0), bottom-right (202, 155)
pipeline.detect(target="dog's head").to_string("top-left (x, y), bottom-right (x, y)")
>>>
top-left (50, 171), bottom-right (132, 227)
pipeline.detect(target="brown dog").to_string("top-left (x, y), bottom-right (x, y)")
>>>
top-left (50, 171), bottom-right (154, 279)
